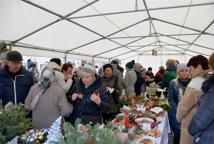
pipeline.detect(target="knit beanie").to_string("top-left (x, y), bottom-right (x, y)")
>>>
top-left (177, 63), bottom-right (190, 73)
top-left (27, 59), bottom-right (36, 69)
top-left (126, 60), bottom-right (135, 69)
top-left (82, 63), bottom-right (96, 76)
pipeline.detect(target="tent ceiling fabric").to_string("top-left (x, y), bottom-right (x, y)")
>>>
top-left (0, 0), bottom-right (214, 61)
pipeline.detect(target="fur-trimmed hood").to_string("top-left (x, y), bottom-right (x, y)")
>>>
top-left (202, 71), bottom-right (214, 93)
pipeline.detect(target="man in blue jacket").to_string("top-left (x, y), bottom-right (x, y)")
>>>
top-left (0, 51), bottom-right (33, 107)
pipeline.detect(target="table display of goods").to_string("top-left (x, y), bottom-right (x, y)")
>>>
top-left (121, 94), bottom-right (170, 112)
top-left (111, 104), bottom-right (164, 144)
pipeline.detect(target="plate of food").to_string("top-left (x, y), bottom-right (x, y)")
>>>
top-left (135, 117), bottom-right (154, 126)
top-left (150, 107), bottom-right (163, 114)
top-left (148, 129), bottom-right (162, 138)
top-left (138, 136), bottom-right (154, 144)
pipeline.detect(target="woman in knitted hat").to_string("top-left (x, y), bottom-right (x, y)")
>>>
top-left (27, 59), bottom-right (39, 83)
top-left (68, 63), bottom-right (109, 125)
top-left (167, 63), bottom-right (191, 144)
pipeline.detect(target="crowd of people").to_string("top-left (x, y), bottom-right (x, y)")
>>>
top-left (0, 49), bottom-right (214, 144)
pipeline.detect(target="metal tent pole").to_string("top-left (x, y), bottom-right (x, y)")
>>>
top-left (13, 0), bottom-right (99, 44)
top-left (68, 2), bottom-right (214, 19)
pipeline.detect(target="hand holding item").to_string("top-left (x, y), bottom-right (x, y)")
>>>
top-left (106, 87), bottom-right (114, 94)
top-left (90, 92), bottom-right (101, 105)
top-left (72, 93), bottom-right (83, 101)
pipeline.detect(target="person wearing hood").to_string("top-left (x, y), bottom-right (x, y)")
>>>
top-left (125, 60), bottom-right (137, 97)
top-left (167, 63), bottom-right (191, 144)
top-left (25, 68), bottom-right (73, 129)
top-left (68, 63), bottom-right (109, 125)
top-left (45, 58), bottom-right (72, 94)
top-left (188, 52), bottom-right (214, 144)
top-left (176, 55), bottom-right (209, 144)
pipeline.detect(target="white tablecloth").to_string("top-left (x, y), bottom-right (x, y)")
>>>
top-left (154, 112), bottom-right (171, 144)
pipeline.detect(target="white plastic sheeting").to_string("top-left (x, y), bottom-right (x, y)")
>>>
top-left (0, 0), bottom-right (214, 65)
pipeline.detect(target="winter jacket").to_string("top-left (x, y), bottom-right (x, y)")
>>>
top-left (0, 66), bottom-right (33, 106)
top-left (25, 82), bottom-right (73, 129)
top-left (68, 75), bottom-right (109, 125)
top-left (45, 62), bottom-right (72, 94)
top-left (176, 76), bottom-right (204, 144)
top-left (134, 71), bottom-right (145, 96)
top-left (167, 78), bottom-right (190, 144)
top-left (101, 74), bottom-right (122, 113)
top-left (154, 70), bottom-right (164, 84)
top-left (161, 66), bottom-right (177, 90)
top-left (188, 73), bottom-right (214, 144)
top-left (125, 68), bottom-right (137, 97)
top-left (112, 64), bottom-right (127, 89)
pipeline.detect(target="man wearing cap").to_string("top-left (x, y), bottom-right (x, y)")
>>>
top-left (0, 51), bottom-right (34, 107)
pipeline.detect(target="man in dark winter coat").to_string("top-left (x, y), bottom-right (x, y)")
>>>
top-left (0, 51), bottom-right (34, 107)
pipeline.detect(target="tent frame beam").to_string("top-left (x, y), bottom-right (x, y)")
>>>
top-left (109, 33), bottom-right (201, 39)
top-left (158, 33), bottom-right (214, 51)
top-left (184, 19), bottom-right (214, 52)
top-left (12, 0), bottom-right (213, 59)
top-left (66, 18), bottom-right (149, 52)
top-left (68, 2), bottom-right (214, 19)
top-left (160, 41), bottom-right (209, 56)
top-left (152, 17), bottom-right (214, 37)
top-left (126, 44), bottom-right (189, 47)
top-left (109, 41), bottom-right (156, 59)
top-left (142, 0), bottom-right (163, 52)
top-left (13, 43), bottom-right (109, 59)
top-left (13, 0), bottom-right (99, 44)
top-left (117, 42), bottom-right (187, 60)
top-left (21, 0), bottom-right (148, 54)
top-left (93, 34), bottom-right (151, 57)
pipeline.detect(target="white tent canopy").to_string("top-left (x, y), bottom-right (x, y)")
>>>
top-left (0, 0), bottom-right (214, 65)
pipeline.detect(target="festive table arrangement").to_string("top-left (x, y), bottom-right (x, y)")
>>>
top-left (1, 93), bottom-right (170, 144)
